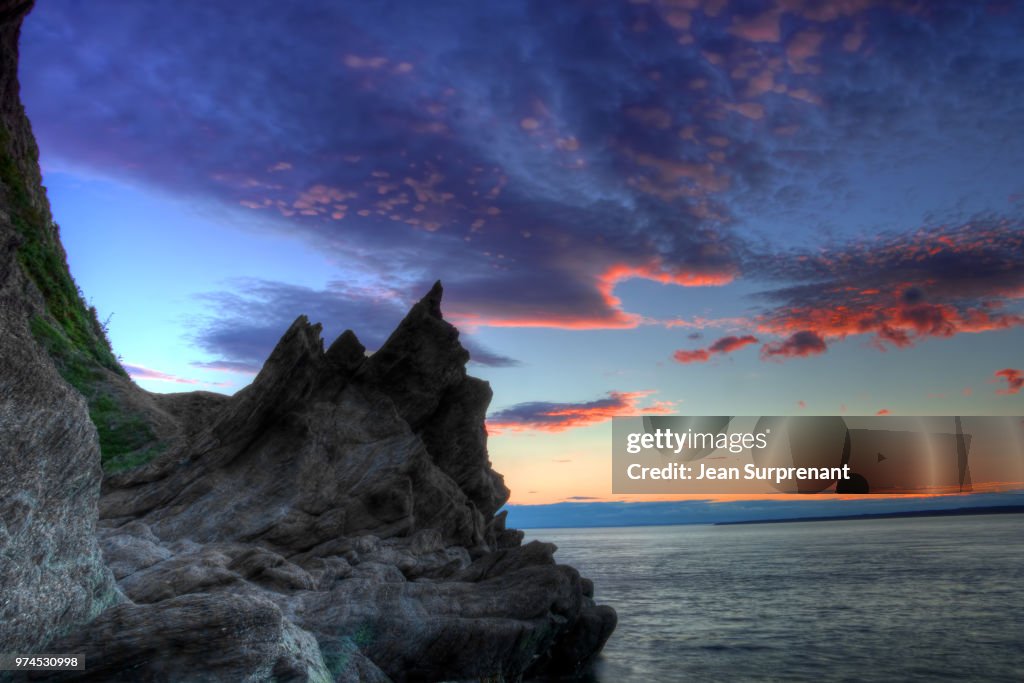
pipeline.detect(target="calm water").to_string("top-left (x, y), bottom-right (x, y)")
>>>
top-left (526, 515), bottom-right (1024, 682)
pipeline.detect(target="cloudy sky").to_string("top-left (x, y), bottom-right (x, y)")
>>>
top-left (20, 0), bottom-right (1024, 507)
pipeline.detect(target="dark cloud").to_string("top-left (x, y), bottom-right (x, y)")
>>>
top-left (461, 339), bottom-right (522, 368)
top-left (191, 279), bottom-right (517, 371)
top-left (761, 330), bottom-right (827, 359)
top-left (19, 1), bottom-right (1024, 338)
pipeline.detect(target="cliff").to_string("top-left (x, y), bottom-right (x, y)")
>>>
top-left (0, 0), bottom-right (176, 474)
top-left (1, 0), bottom-right (118, 654)
top-left (0, 3), bottom-right (615, 680)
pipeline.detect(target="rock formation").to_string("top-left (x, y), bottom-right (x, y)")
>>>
top-left (1, 0), bottom-right (118, 655)
top-left (81, 282), bottom-right (616, 681)
top-left (0, 2), bottom-right (616, 679)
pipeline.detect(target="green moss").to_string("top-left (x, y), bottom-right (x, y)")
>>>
top-left (89, 395), bottom-right (162, 470)
top-left (1, 126), bottom-right (122, 376)
top-left (102, 443), bottom-right (166, 473)
top-left (30, 315), bottom-right (162, 469)
top-left (4, 125), bottom-right (166, 471)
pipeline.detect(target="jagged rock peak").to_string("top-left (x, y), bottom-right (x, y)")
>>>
top-left (365, 281), bottom-right (471, 427)
top-left (325, 328), bottom-right (365, 370)
top-left (422, 279), bottom-right (445, 319)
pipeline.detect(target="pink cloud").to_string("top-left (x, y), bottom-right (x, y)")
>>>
top-left (728, 10), bottom-right (781, 43)
top-left (994, 368), bottom-right (1023, 395)
top-left (124, 364), bottom-right (229, 387)
top-left (673, 334), bottom-right (759, 364)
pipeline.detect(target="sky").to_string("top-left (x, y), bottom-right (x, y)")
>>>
top-left (18, 0), bottom-right (1024, 514)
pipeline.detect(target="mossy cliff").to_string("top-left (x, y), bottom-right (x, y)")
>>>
top-left (0, 0), bottom-right (162, 471)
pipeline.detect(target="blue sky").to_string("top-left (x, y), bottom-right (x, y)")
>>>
top-left (19, 0), bottom-right (1024, 507)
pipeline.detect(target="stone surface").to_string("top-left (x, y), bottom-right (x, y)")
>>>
top-left (0, 0), bottom-right (118, 655)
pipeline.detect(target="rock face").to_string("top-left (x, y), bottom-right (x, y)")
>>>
top-left (1, 2), bottom-right (615, 679)
top-left (85, 282), bottom-right (615, 681)
top-left (0, 214), bottom-right (118, 655)
top-left (0, 0), bottom-right (118, 655)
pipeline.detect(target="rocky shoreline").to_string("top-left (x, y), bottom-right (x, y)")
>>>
top-left (0, 1), bottom-right (615, 680)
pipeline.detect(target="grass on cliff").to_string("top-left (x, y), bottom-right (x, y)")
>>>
top-left (3, 126), bottom-right (160, 470)
top-left (30, 315), bottom-right (160, 470)
top-left (0, 127), bottom-right (123, 375)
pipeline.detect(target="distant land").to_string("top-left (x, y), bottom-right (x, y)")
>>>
top-left (506, 493), bottom-right (1024, 529)
top-left (716, 504), bottom-right (1024, 526)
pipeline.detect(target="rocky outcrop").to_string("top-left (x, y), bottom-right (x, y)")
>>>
top-left (0, 0), bottom-right (117, 655)
top-left (0, 220), bottom-right (118, 654)
top-left (1, 1), bottom-right (614, 679)
top-left (85, 283), bottom-right (615, 681)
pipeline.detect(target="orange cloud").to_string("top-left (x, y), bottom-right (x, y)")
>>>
top-left (673, 348), bottom-right (711, 364)
top-left (995, 368), bottom-right (1023, 395)
top-left (674, 334), bottom-right (760, 364)
top-left (487, 390), bottom-right (673, 435)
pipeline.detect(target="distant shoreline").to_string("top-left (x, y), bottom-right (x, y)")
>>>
top-left (714, 505), bottom-right (1024, 526)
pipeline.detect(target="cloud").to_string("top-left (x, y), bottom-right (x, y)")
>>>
top-left (751, 220), bottom-right (1024, 357)
top-left (19, 1), bottom-right (1024, 342)
top-left (487, 390), bottom-right (673, 434)
top-left (190, 359), bottom-right (260, 375)
top-left (760, 330), bottom-right (827, 360)
top-left (673, 348), bottom-right (711, 364)
top-left (123, 363), bottom-right (228, 387)
top-left (461, 339), bottom-right (522, 368)
top-left (708, 334), bottom-right (759, 354)
top-left (994, 368), bottom-right (1023, 395)
top-left (876, 409), bottom-right (891, 415)
top-left (673, 334), bottom-right (758, 364)
top-left (191, 279), bottom-right (518, 371)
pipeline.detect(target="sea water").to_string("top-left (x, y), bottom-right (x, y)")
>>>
top-left (526, 515), bottom-right (1024, 682)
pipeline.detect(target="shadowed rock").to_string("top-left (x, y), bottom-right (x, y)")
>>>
top-left (79, 283), bottom-right (615, 681)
